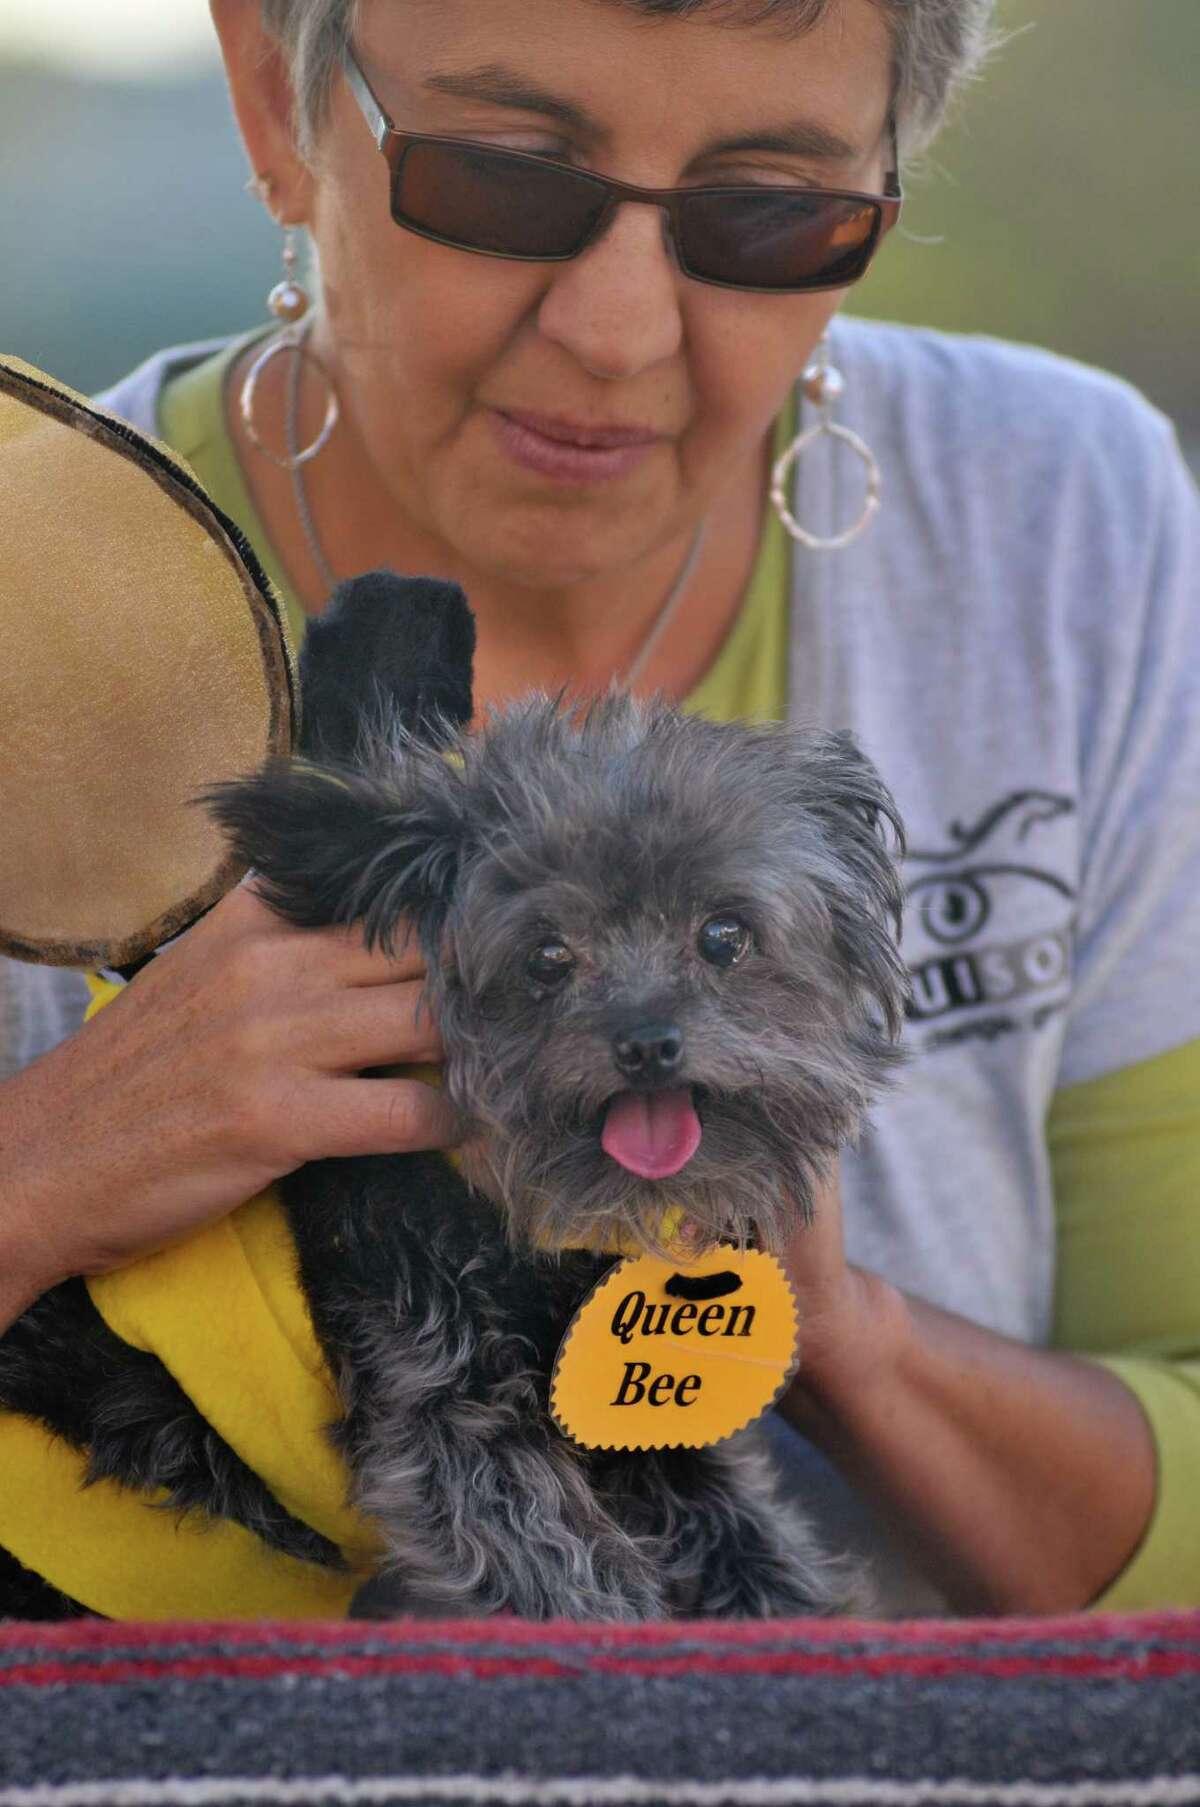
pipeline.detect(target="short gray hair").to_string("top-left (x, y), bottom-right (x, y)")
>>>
top-left (259, 0), bottom-right (999, 163)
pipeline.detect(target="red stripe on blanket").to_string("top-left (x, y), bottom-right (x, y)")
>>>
top-left (2, 1609), bottom-right (1197, 1658)
top-left (3, 1646), bottom-right (1200, 1690)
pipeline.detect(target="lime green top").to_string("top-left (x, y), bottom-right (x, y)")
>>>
top-left (1048, 1045), bottom-right (1200, 1609)
top-left (158, 333), bottom-right (1200, 1613)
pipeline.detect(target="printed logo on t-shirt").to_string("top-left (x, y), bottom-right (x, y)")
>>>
top-left (900, 790), bottom-right (1077, 1052)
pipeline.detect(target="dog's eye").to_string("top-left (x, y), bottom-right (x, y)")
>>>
top-left (526, 940), bottom-right (575, 988)
top-left (698, 915), bottom-right (753, 968)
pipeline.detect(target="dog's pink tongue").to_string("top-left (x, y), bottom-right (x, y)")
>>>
top-left (601, 1089), bottom-right (702, 1179)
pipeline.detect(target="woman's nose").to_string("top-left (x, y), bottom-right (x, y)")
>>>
top-left (536, 198), bottom-right (685, 380)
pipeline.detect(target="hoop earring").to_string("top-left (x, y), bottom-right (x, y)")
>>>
top-left (770, 334), bottom-right (881, 551)
top-left (239, 215), bottom-right (340, 468)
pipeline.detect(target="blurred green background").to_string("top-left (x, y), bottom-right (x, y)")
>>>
top-left (1, 0), bottom-right (1196, 468)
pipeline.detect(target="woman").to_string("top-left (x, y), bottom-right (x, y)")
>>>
top-left (1, 0), bottom-right (1197, 1616)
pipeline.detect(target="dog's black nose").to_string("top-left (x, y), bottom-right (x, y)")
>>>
top-left (614, 1024), bottom-right (684, 1079)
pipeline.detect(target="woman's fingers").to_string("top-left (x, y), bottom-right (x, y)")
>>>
top-left (230, 980), bottom-right (445, 1076)
top-left (1, 876), bottom-right (452, 1294)
top-left (782, 1159), bottom-right (850, 1316)
top-left (205, 880), bottom-right (429, 986)
top-left (299, 1074), bottom-right (462, 1163)
top-left (304, 982), bottom-right (445, 1070)
top-left (167, 907), bottom-right (448, 1163)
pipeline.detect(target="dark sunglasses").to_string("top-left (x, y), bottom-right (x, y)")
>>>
top-left (341, 45), bottom-right (902, 295)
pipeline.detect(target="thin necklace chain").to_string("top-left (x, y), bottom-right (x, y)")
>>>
top-left (283, 319), bottom-right (705, 690)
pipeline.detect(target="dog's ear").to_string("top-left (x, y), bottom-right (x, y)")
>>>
top-left (780, 727), bottom-right (910, 1038)
top-left (298, 571), bottom-right (475, 764)
top-left (202, 752), bottom-right (463, 959)
top-left (796, 728), bottom-right (907, 908)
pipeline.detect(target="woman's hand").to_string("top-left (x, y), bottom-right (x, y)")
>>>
top-left (0, 882), bottom-right (459, 1318)
top-left (777, 1159), bottom-right (1156, 1614)
top-left (782, 1158), bottom-right (909, 1393)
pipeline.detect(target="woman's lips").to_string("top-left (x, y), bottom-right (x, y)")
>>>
top-left (490, 408), bottom-right (661, 484)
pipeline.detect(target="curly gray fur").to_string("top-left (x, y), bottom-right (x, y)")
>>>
top-left (343, 1287), bottom-right (869, 1621)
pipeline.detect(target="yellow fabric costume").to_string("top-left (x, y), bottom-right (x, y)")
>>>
top-left (0, 977), bottom-right (692, 1619)
top-left (0, 978), bottom-right (383, 1618)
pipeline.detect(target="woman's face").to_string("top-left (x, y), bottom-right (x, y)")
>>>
top-left (304, 0), bottom-right (894, 587)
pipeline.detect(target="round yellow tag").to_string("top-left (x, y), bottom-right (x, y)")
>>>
top-left (550, 1246), bottom-right (800, 1451)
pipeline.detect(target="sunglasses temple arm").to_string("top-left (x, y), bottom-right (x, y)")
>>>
top-left (341, 43), bottom-right (392, 150)
top-left (884, 115), bottom-right (902, 198)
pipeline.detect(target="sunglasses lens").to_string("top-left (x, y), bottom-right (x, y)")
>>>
top-left (679, 191), bottom-right (882, 290)
top-left (390, 138), bottom-right (886, 289)
top-left (393, 142), bottom-right (608, 258)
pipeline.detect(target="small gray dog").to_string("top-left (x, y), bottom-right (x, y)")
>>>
top-left (0, 570), bottom-right (908, 1623)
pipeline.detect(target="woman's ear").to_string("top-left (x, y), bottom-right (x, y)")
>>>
top-left (209, 0), bottom-right (315, 224)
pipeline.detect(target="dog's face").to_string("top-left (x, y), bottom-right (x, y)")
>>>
top-left (433, 698), bottom-right (908, 1256)
top-left (211, 691), bottom-right (909, 1260)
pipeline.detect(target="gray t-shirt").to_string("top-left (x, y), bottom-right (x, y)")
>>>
top-left (4, 317), bottom-right (1198, 1610)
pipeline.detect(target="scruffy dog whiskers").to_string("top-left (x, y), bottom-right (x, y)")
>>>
top-left (0, 569), bottom-right (909, 1622)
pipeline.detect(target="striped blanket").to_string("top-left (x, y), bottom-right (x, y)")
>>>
top-left (2, 1612), bottom-right (1199, 1806)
